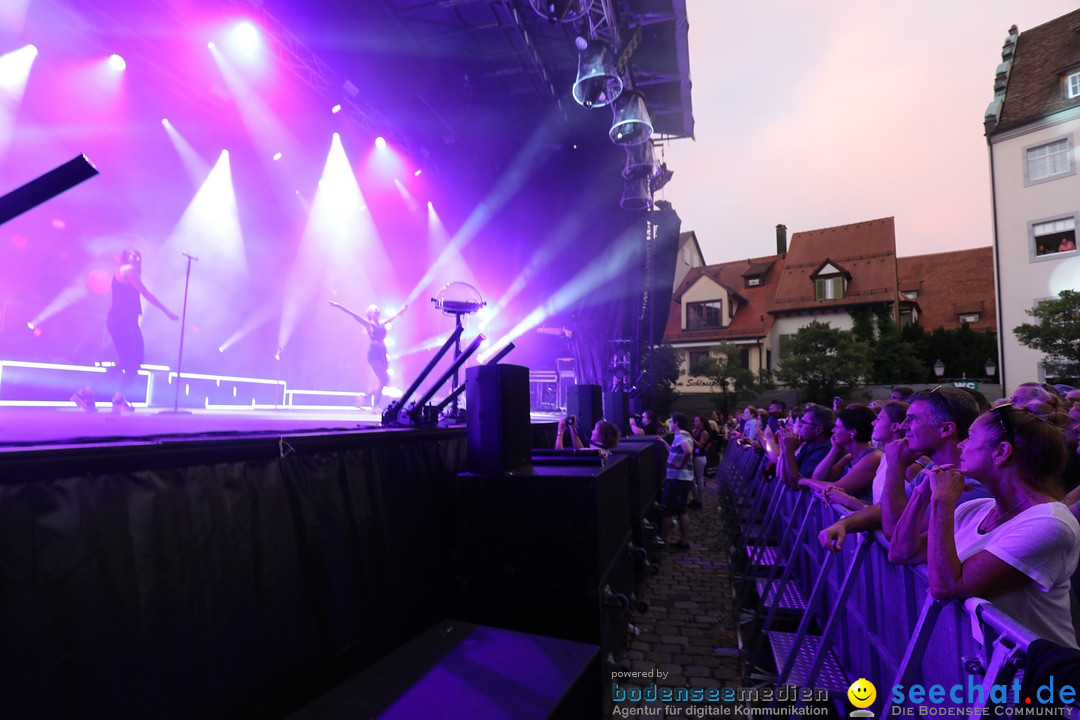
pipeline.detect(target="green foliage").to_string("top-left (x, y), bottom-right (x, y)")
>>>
top-left (1014, 289), bottom-right (1080, 382)
top-left (690, 341), bottom-right (774, 416)
top-left (869, 308), bottom-right (927, 384)
top-left (903, 322), bottom-right (998, 382)
top-left (776, 321), bottom-right (873, 404)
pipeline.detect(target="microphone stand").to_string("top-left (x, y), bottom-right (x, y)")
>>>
top-left (161, 252), bottom-right (197, 415)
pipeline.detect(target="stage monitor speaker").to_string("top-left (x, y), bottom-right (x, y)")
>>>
top-left (567, 384), bottom-right (602, 437)
top-left (466, 363), bottom-right (531, 474)
top-left (288, 620), bottom-right (601, 720)
top-left (603, 391), bottom-right (631, 437)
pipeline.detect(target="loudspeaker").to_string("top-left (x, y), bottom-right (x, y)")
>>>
top-left (455, 460), bottom-right (631, 586)
top-left (288, 620), bottom-right (601, 720)
top-left (566, 384), bottom-right (602, 439)
top-left (603, 391), bottom-right (631, 437)
top-left (466, 364), bottom-right (531, 474)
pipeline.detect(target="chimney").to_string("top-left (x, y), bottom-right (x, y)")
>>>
top-left (775, 224), bottom-right (787, 255)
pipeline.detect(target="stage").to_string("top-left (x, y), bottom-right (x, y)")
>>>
top-left (0, 402), bottom-right (587, 719)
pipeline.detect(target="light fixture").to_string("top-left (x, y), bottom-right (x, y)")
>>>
top-left (622, 142), bottom-right (657, 181)
top-left (609, 90), bottom-right (653, 146)
top-left (984, 358), bottom-right (997, 378)
top-left (620, 178), bottom-right (652, 211)
top-left (528, 0), bottom-right (592, 23)
top-left (933, 359), bottom-right (945, 378)
top-left (572, 40), bottom-right (622, 108)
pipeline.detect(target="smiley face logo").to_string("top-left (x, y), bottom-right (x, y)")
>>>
top-left (847, 678), bottom-right (876, 709)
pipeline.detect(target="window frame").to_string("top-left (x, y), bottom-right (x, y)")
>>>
top-left (814, 275), bottom-right (844, 301)
top-left (1068, 71), bottom-right (1080, 100)
top-left (684, 300), bottom-right (725, 331)
top-left (687, 350), bottom-right (710, 376)
top-left (1028, 212), bottom-right (1080, 262)
top-left (1023, 135), bottom-right (1075, 187)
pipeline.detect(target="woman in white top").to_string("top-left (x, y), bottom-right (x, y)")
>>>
top-left (896, 403), bottom-right (1080, 648)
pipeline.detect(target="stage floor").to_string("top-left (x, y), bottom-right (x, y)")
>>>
top-left (0, 406), bottom-right (564, 451)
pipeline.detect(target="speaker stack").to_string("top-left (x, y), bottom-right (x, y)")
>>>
top-left (566, 383), bottom-right (602, 439)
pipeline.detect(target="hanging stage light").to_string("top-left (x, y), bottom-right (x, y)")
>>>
top-left (620, 177), bottom-right (653, 211)
top-left (622, 142), bottom-right (658, 181)
top-left (528, 0), bottom-right (592, 23)
top-left (609, 90), bottom-right (653, 146)
top-left (572, 40), bottom-right (622, 108)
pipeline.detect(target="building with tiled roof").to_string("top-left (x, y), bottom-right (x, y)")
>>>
top-left (897, 247), bottom-right (997, 333)
top-left (985, 8), bottom-right (1080, 389)
top-left (768, 218), bottom-right (900, 361)
top-left (663, 219), bottom-right (997, 399)
top-left (664, 252), bottom-right (783, 394)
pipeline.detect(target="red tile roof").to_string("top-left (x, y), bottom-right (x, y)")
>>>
top-left (770, 217), bottom-right (898, 313)
top-left (664, 254), bottom-right (784, 344)
top-left (897, 247), bottom-right (997, 332)
top-left (995, 9), bottom-right (1080, 133)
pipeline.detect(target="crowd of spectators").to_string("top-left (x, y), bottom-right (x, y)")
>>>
top-left (723, 383), bottom-right (1080, 651)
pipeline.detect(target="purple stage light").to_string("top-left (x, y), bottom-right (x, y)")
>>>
top-left (108, 54), bottom-right (126, 71)
top-left (331, 104), bottom-right (341, 114)
top-left (374, 136), bottom-right (386, 149)
top-left (86, 269), bottom-right (110, 294)
top-left (273, 152), bottom-right (282, 161)
top-left (231, 22), bottom-right (260, 55)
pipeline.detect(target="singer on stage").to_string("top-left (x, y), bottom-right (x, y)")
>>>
top-left (73, 249), bottom-right (178, 412)
top-left (328, 300), bottom-right (408, 409)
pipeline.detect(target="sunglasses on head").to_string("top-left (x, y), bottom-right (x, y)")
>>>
top-left (990, 403), bottom-right (1015, 444)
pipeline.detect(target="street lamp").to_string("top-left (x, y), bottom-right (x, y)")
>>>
top-left (933, 359), bottom-right (945, 378)
top-left (984, 358), bottom-right (997, 380)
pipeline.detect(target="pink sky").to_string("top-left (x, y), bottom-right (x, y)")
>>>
top-left (662, 0), bottom-right (1080, 264)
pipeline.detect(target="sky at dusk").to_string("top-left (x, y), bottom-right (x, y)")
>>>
top-left (661, 0), bottom-right (1080, 265)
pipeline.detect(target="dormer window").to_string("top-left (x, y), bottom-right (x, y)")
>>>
top-left (1068, 71), bottom-right (1080, 99)
top-left (811, 261), bottom-right (847, 301)
top-left (746, 276), bottom-right (762, 288)
top-left (959, 312), bottom-right (980, 324)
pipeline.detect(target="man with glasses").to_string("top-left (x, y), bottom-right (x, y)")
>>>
top-left (819, 387), bottom-right (989, 554)
top-left (777, 403), bottom-right (835, 489)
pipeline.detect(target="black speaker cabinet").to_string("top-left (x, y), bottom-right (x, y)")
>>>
top-left (287, 620), bottom-right (601, 720)
top-left (456, 544), bottom-right (635, 651)
top-left (455, 459), bottom-right (631, 586)
top-left (466, 364), bottom-right (531, 474)
top-left (566, 384), bottom-right (602, 437)
top-left (603, 391), bottom-right (631, 437)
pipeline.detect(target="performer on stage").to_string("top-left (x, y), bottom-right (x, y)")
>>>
top-left (328, 300), bottom-right (408, 409)
top-left (72, 249), bottom-right (178, 412)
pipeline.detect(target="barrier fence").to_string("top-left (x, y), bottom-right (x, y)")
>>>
top-left (717, 441), bottom-right (1080, 715)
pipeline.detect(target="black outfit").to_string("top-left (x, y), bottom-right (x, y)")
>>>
top-left (365, 321), bottom-right (389, 405)
top-left (106, 275), bottom-right (143, 397)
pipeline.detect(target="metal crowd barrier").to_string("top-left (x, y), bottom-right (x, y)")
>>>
top-left (716, 442), bottom-right (1080, 714)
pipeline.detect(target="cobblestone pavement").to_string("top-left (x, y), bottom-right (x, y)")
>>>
top-left (610, 477), bottom-right (744, 716)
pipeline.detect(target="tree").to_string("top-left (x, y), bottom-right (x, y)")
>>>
top-left (775, 321), bottom-right (873, 405)
top-left (690, 341), bottom-right (774, 417)
top-left (865, 306), bottom-right (927, 384)
top-left (1014, 289), bottom-right (1080, 383)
